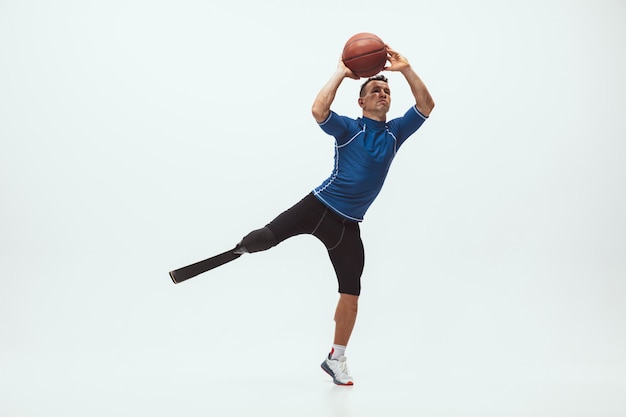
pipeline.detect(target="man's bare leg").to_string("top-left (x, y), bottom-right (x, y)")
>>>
top-left (320, 293), bottom-right (359, 385)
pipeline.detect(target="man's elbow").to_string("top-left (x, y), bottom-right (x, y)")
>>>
top-left (311, 106), bottom-right (329, 123)
top-left (418, 99), bottom-right (435, 117)
top-left (427, 99), bottom-right (435, 114)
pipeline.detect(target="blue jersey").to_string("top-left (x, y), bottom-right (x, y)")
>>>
top-left (313, 105), bottom-right (427, 221)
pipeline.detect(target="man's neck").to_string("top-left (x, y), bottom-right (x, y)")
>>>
top-left (362, 111), bottom-right (386, 122)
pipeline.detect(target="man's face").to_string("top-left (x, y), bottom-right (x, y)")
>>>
top-left (358, 80), bottom-right (391, 115)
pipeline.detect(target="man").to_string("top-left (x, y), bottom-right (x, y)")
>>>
top-left (234, 45), bottom-right (434, 385)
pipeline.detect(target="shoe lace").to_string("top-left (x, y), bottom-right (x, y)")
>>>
top-left (337, 357), bottom-right (351, 376)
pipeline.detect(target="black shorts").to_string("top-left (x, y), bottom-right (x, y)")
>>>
top-left (267, 193), bottom-right (365, 295)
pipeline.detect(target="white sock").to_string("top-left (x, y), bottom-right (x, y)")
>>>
top-left (330, 344), bottom-right (346, 360)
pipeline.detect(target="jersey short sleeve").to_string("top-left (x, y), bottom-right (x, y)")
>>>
top-left (387, 105), bottom-right (428, 149)
top-left (318, 111), bottom-right (361, 146)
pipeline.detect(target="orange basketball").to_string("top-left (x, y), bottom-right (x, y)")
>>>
top-left (341, 33), bottom-right (387, 78)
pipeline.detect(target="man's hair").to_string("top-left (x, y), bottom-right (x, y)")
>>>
top-left (359, 75), bottom-right (388, 97)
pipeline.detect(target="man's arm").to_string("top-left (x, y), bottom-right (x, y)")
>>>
top-left (385, 46), bottom-right (435, 117)
top-left (311, 60), bottom-right (358, 123)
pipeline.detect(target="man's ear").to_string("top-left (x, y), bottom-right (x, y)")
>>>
top-left (358, 97), bottom-right (365, 108)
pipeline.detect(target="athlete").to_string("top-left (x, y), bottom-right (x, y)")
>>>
top-left (234, 45), bottom-right (434, 385)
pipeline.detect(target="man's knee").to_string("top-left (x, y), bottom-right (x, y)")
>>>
top-left (236, 226), bottom-right (277, 254)
top-left (339, 293), bottom-right (359, 309)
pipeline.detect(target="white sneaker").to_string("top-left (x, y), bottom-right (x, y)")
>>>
top-left (321, 354), bottom-right (354, 386)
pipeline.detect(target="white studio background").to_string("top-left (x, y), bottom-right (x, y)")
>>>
top-left (1, 1), bottom-right (625, 416)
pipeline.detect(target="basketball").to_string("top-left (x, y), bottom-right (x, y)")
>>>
top-left (342, 33), bottom-right (388, 78)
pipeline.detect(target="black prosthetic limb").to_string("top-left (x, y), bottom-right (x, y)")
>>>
top-left (169, 227), bottom-right (278, 284)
